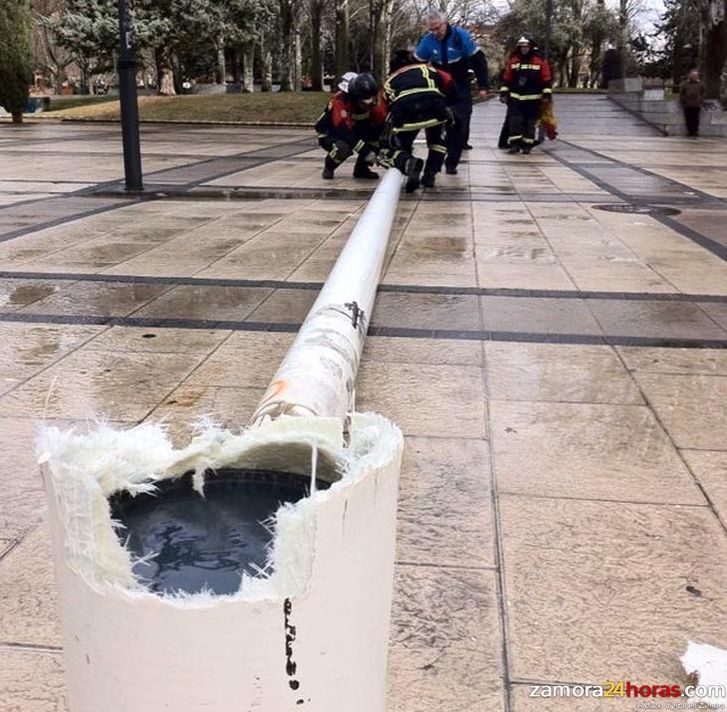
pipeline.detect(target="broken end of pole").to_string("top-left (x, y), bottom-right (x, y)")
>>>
top-left (38, 413), bottom-right (403, 711)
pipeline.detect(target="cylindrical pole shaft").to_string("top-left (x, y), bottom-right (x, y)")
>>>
top-left (252, 168), bottom-right (404, 423)
top-left (117, 0), bottom-right (143, 191)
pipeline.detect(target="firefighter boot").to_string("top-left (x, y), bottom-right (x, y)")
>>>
top-left (421, 172), bottom-right (436, 188)
top-left (404, 157), bottom-right (424, 193)
top-left (322, 157), bottom-right (337, 180)
top-left (352, 153), bottom-right (379, 179)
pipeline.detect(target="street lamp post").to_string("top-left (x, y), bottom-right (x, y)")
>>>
top-left (117, 0), bottom-right (143, 190)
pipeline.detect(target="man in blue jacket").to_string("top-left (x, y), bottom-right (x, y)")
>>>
top-left (415, 11), bottom-right (489, 174)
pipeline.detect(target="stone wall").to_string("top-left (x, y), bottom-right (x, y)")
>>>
top-left (609, 87), bottom-right (727, 138)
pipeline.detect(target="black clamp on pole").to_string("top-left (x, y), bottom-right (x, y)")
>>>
top-left (117, 0), bottom-right (143, 191)
top-left (344, 301), bottom-right (365, 330)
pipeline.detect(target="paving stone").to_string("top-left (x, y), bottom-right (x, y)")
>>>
top-left (617, 345), bottom-right (727, 375)
top-left (486, 342), bottom-right (643, 404)
top-left (387, 566), bottom-right (505, 712)
top-left (490, 401), bottom-right (705, 504)
top-left (480, 296), bottom-right (602, 335)
top-left (397, 436), bottom-right (494, 568)
top-left (588, 300), bottom-right (727, 341)
top-left (0, 349), bottom-right (205, 421)
top-left (633, 372), bottom-right (727, 450)
top-left (680, 450), bottom-right (727, 528)
top-left (357, 361), bottom-right (486, 439)
top-left (0, 647), bottom-right (68, 712)
top-left (0, 524), bottom-right (61, 648)
top-left (500, 495), bottom-right (727, 682)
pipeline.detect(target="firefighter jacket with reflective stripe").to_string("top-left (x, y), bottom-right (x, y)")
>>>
top-left (382, 64), bottom-right (454, 107)
top-left (315, 91), bottom-right (387, 146)
top-left (414, 24), bottom-right (489, 91)
top-left (500, 51), bottom-right (552, 101)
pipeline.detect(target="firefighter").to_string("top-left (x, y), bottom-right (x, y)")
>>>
top-left (500, 36), bottom-right (552, 154)
top-left (380, 49), bottom-right (455, 192)
top-left (315, 72), bottom-right (387, 180)
top-left (414, 11), bottom-right (489, 173)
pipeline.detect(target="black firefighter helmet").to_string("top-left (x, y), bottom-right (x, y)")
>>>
top-left (390, 49), bottom-right (415, 73)
top-left (348, 73), bottom-right (378, 104)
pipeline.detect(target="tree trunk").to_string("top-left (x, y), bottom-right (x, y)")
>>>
top-left (241, 41), bottom-right (255, 92)
top-left (368, 0), bottom-right (378, 72)
top-left (376, 0), bottom-right (393, 80)
top-left (279, 0), bottom-right (294, 91)
top-left (155, 46), bottom-right (176, 96)
top-left (310, 0), bottom-right (324, 90)
top-left (217, 33), bottom-right (226, 84)
top-left (335, 0), bottom-right (350, 80)
top-left (703, 0), bottom-right (727, 98)
top-left (232, 47), bottom-right (242, 83)
top-left (618, 0), bottom-right (628, 77)
top-left (261, 37), bottom-right (273, 91)
top-left (569, 45), bottom-right (581, 87)
top-left (11, 112), bottom-right (23, 124)
top-left (293, 24), bottom-right (302, 90)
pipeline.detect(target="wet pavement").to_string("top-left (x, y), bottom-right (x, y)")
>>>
top-left (1, 94), bottom-right (726, 711)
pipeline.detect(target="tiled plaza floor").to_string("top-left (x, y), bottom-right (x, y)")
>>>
top-left (0, 95), bottom-right (726, 711)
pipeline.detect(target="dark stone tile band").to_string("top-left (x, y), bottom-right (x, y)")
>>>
top-left (1, 271), bottom-right (725, 303)
top-left (1, 311), bottom-right (725, 349)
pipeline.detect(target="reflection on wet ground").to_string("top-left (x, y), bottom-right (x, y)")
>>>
top-left (1, 95), bottom-right (726, 710)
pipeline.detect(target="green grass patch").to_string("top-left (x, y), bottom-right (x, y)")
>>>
top-left (44, 93), bottom-right (330, 124)
top-left (47, 96), bottom-right (118, 111)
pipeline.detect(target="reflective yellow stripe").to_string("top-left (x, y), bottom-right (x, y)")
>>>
top-left (522, 137), bottom-right (535, 144)
top-left (428, 144), bottom-right (447, 154)
top-left (519, 64), bottom-right (541, 70)
top-left (543, 88), bottom-right (553, 94)
top-left (500, 87), bottom-right (509, 93)
top-left (383, 79), bottom-right (395, 102)
top-left (510, 92), bottom-right (543, 100)
top-left (508, 134), bottom-right (523, 142)
top-left (316, 132), bottom-right (327, 138)
top-left (391, 86), bottom-right (442, 103)
top-left (354, 139), bottom-right (365, 152)
top-left (419, 64), bottom-right (436, 90)
top-left (393, 117), bottom-right (446, 132)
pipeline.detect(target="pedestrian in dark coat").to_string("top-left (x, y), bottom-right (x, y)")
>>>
top-left (680, 69), bottom-right (706, 137)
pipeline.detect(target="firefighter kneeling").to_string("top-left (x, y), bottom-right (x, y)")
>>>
top-left (379, 50), bottom-right (456, 192)
top-left (315, 72), bottom-right (386, 180)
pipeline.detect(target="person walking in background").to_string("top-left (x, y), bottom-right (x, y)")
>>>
top-left (500, 36), bottom-right (552, 155)
top-left (414, 11), bottom-right (489, 174)
top-left (315, 72), bottom-right (387, 180)
top-left (680, 69), bottom-right (706, 138)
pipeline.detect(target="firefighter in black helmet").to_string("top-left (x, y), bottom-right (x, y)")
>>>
top-left (314, 72), bottom-right (387, 180)
top-left (379, 50), bottom-right (456, 192)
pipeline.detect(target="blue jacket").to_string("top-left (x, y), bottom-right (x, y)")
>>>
top-left (415, 24), bottom-right (489, 94)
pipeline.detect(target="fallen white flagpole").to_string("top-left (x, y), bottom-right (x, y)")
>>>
top-left (39, 168), bottom-right (405, 712)
top-left (252, 167), bottom-right (404, 422)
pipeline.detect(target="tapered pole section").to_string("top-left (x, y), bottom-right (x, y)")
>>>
top-left (252, 168), bottom-right (404, 423)
top-left (117, 0), bottom-right (143, 190)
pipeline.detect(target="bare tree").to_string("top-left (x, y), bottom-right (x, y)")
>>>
top-left (704, 0), bottom-right (726, 97)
